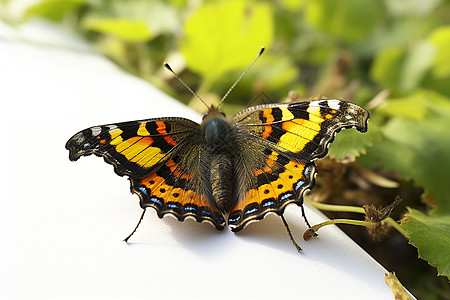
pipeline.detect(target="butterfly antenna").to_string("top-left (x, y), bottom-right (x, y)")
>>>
top-left (218, 46), bottom-right (265, 109)
top-left (281, 214), bottom-right (302, 252)
top-left (164, 62), bottom-right (209, 109)
top-left (123, 209), bottom-right (146, 243)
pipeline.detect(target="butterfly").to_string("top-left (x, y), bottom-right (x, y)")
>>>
top-left (66, 47), bottom-right (369, 250)
top-left (66, 97), bottom-right (369, 248)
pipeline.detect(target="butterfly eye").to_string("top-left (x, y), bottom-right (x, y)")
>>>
top-left (219, 111), bottom-right (226, 117)
top-left (202, 112), bottom-right (208, 120)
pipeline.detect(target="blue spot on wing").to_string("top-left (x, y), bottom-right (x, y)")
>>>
top-left (262, 201), bottom-right (275, 207)
top-left (280, 193), bottom-right (292, 201)
top-left (184, 206), bottom-right (197, 211)
top-left (167, 203), bottom-right (179, 209)
top-left (304, 165), bottom-right (312, 176)
top-left (150, 197), bottom-right (162, 206)
top-left (201, 209), bottom-right (211, 216)
top-left (245, 207), bottom-right (258, 215)
top-left (138, 187), bottom-right (148, 195)
top-left (295, 181), bottom-right (305, 190)
top-left (229, 215), bottom-right (240, 222)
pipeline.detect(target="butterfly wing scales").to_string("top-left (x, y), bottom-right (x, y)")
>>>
top-left (66, 117), bottom-right (225, 230)
top-left (130, 145), bottom-right (225, 229)
top-left (232, 99), bottom-right (369, 160)
top-left (228, 100), bottom-right (369, 231)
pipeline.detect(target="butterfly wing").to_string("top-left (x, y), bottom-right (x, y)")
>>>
top-left (228, 99), bottom-right (369, 231)
top-left (66, 118), bottom-right (225, 229)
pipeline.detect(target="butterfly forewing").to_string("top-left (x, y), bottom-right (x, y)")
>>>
top-left (232, 99), bottom-right (369, 161)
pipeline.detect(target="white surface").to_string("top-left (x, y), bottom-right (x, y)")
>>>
top-left (0, 20), bottom-right (398, 299)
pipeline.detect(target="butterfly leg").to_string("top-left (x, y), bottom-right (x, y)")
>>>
top-left (281, 214), bottom-right (302, 252)
top-left (301, 205), bottom-right (318, 237)
top-left (301, 205), bottom-right (312, 228)
top-left (123, 209), bottom-right (146, 243)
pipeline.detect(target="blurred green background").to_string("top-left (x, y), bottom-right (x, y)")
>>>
top-left (2, 0), bottom-right (449, 298)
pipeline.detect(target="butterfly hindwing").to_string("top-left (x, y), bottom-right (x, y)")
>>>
top-left (228, 99), bottom-right (369, 231)
top-left (130, 142), bottom-right (226, 230)
top-left (228, 145), bottom-right (316, 231)
top-left (65, 117), bottom-right (226, 229)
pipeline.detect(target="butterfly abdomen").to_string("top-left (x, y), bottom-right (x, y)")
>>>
top-left (210, 154), bottom-right (233, 213)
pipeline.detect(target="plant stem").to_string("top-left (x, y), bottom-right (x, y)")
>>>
top-left (303, 219), bottom-right (378, 240)
top-left (305, 198), bottom-right (365, 214)
top-left (384, 218), bottom-right (407, 237)
top-left (304, 198), bottom-right (407, 238)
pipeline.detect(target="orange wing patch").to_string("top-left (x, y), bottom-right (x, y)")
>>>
top-left (131, 162), bottom-right (225, 230)
top-left (228, 158), bottom-right (315, 232)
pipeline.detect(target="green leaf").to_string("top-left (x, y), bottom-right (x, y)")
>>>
top-left (420, 27), bottom-right (450, 97)
top-left (370, 47), bottom-right (405, 92)
top-left (428, 26), bottom-right (450, 78)
top-left (400, 41), bottom-right (435, 92)
top-left (251, 55), bottom-right (299, 93)
top-left (328, 124), bottom-right (382, 160)
top-left (81, 0), bottom-right (178, 42)
top-left (370, 41), bottom-right (435, 93)
top-left (24, 0), bottom-right (86, 21)
top-left (82, 18), bottom-right (153, 42)
top-left (376, 94), bottom-right (429, 120)
top-left (401, 208), bottom-right (450, 278)
top-left (180, 0), bottom-right (274, 82)
top-left (303, 0), bottom-right (381, 41)
top-left (358, 90), bottom-right (450, 210)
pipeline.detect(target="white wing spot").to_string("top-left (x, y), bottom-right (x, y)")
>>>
top-left (91, 126), bottom-right (101, 136)
top-left (327, 100), bottom-right (341, 110)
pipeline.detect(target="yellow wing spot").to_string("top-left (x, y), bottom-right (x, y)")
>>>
top-left (279, 107), bottom-right (294, 121)
top-left (132, 146), bottom-right (165, 166)
top-left (109, 128), bottom-right (124, 145)
top-left (137, 123), bottom-right (150, 136)
top-left (325, 114), bottom-right (333, 119)
top-left (115, 137), bottom-right (165, 167)
top-left (279, 120), bottom-right (321, 152)
top-left (306, 105), bottom-right (325, 123)
top-left (116, 137), bottom-right (142, 153)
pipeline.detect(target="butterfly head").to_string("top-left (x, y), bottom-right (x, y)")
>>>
top-left (202, 105), bottom-right (226, 122)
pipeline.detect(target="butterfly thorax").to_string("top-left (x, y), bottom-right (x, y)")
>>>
top-left (202, 106), bottom-right (236, 214)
